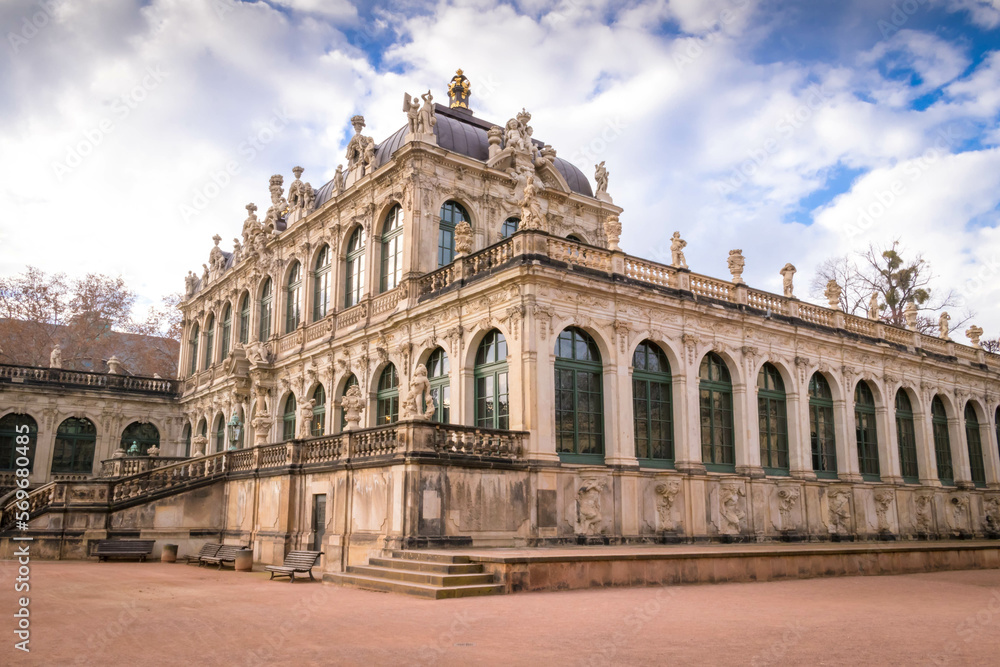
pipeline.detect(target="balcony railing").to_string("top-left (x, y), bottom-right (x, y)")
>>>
top-left (0, 364), bottom-right (179, 396)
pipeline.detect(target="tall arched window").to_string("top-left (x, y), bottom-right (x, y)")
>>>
top-left (203, 314), bottom-right (215, 369)
top-left (213, 414), bottom-right (226, 453)
top-left (380, 205), bottom-right (404, 292)
top-left (427, 348), bottom-right (450, 424)
top-left (965, 403), bottom-right (986, 487)
top-left (555, 327), bottom-right (603, 459)
top-left (699, 352), bottom-right (734, 470)
top-left (932, 396), bottom-right (953, 486)
top-left (239, 292), bottom-right (250, 344)
top-left (475, 331), bottom-right (508, 430)
top-left (282, 394), bottom-right (297, 441)
top-left (188, 323), bottom-right (199, 376)
top-left (501, 216), bottom-right (520, 239)
top-left (311, 385), bottom-right (326, 436)
top-left (895, 390), bottom-right (918, 483)
top-left (438, 200), bottom-right (469, 267)
top-left (52, 418), bottom-right (97, 474)
top-left (758, 363), bottom-right (788, 474)
top-left (0, 414), bottom-right (37, 472)
top-left (855, 382), bottom-right (880, 481)
top-left (285, 261), bottom-right (302, 333)
top-left (340, 375), bottom-right (358, 431)
top-left (808, 373), bottom-right (837, 478)
top-left (220, 304), bottom-right (232, 360)
top-left (259, 278), bottom-right (273, 341)
top-left (345, 227), bottom-right (366, 308)
top-left (120, 421), bottom-right (159, 456)
top-left (377, 365), bottom-right (399, 424)
top-left (313, 245), bottom-right (331, 322)
top-left (198, 418), bottom-right (208, 440)
top-left (632, 341), bottom-right (673, 464)
top-left (182, 423), bottom-right (192, 457)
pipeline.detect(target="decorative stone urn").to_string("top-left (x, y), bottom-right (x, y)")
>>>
top-left (161, 544), bottom-right (178, 563)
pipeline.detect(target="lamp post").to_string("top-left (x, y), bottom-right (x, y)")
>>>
top-left (227, 411), bottom-right (243, 450)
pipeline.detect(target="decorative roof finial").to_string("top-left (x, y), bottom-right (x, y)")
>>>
top-left (448, 68), bottom-right (471, 110)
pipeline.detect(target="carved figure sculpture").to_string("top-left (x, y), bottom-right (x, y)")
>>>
top-left (824, 279), bottom-right (842, 310)
top-left (184, 271), bottom-right (197, 298)
top-left (874, 490), bottom-right (894, 532)
top-left (297, 399), bottom-right (315, 439)
top-left (670, 232), bottom-right (688, 269)
top-left (604, 214), bottom-right (621, 251)
top-left (209, 234), bottom-right (226, 278)
top-left (49, 344), bottom-right (62, 369)
top-left (520, 178), bottom-right (544, 231)
top-left (984, 496), bottom-right (1000, 533)
top-left (341, 383), bottom-right (365, 431)
top-left (403, 92), bottom-right (419, 133)
top-left (333, 165), bottom-right (344, 195)
top-left (417, 90), bottom-right (436, 134)
top-left (727, 249), bottom-right (745, 284)
top-left (504, 118), bottom-right (526, 152)
top-left (263, 175), bottom-right (287, 232)
top-left (719, 484), bottom-right (745, 535)
top-left (947, 495), bottom-right (969, 533)
top-left (487, 125), bottom-right (503, 159)
top-left (827, 489), bottom-right (851, 534)
top-left (654, 479), bottom-right (681, 531)
top-left (232, 238), bottom-right (242, 264)
top-left (346, 115), bottom-right (375, 176)
top-left (576, 478), bottom-right (605, 535)
top-left (914, 494), bottom-right (933, 533)
top-left (966, 325), bottom-right (984, 347)
top-left (779, 263), bottom-right (796, 298)
top-left (904, 301), bottom-right (918, 330)
top-left (287, 166), bottom-right (315, 213)
top-left (401, 365), bottom-right (436, 421)
top-left (594, 161), bottom-right (609, 195)
top-left (938, 312), bottom-right (951, 340)
top-left (201, 264), bottom-right (210, 284)
top-left (454, 220), bottom-right (474, 256)
top-left (868, 293), bottom-right (880, 320)
top-left (246, 340), bottom-right (270, 365)
top-left (776, 487), bottom-right (800, 530)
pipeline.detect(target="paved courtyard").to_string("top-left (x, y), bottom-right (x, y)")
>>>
top-left (2, 560), bottom-right (999, 665)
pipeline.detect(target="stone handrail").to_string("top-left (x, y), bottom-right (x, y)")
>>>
top-left (0, 482), bottom-right (56, 531)
top-left (432, 424), bottom-right (526, 457)
top-left (624, 257), bottom-right (675, 288)
top-left (417, 239), bottom-right (515, 296)
top-left (547, 237), bottom-right (613, 273)
top-left (99, 456), bottom-right (189, 478)
top-left (0, 363), bottom-right (179, 396)
top-left (689, 274), bottom-right (734, 302)
top-left (746, 289), bottom-right (787, 315)
top-left (372, 286), bottom-right (402, 315)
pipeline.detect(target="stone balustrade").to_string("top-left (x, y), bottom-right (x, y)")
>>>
top-left (0, 363), bottom-right (179, 396)
top-left (99, 456), bottom-right (189, 478)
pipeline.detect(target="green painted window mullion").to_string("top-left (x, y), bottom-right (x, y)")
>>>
top-left (895, 410), bottom-right (919, 483)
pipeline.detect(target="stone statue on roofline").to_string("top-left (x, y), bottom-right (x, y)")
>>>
top-left (346, 115), bottom-right (376, 177)
top-left (670, 232), bottom-right (688, 269)
top-left (287, 166), bottom-right (315, 214)
top-left (418, 90), bottom-right (436, 134)
top-left (184, 271), bottom-right (197, 298)
top-left (403, 92), bottom-right (420, 134)
top-left (49, 344), bottom-right (62, 369)
top-left (594, 161), bottom-right (612, 203)
top-left (401, 366), bottom-right (436, 421)
top-left (454, 220), bottom-right (474, 256)
top-left (868, 293), bottom-right (880, 320)
top-left (938, 312), bottom-right (951, 340)
top-left (779, 263), bottom-right (796, 298)
top-left (904, 300), bottom-right (918, 330)
top-left (824, 280), bottom-right (842, 310)
top-left (727, 249), bottom-right (745, 284)
top-left (604, 214), bottom-right (621, 251)
top-left (263, 175), bottom-right (287, 233)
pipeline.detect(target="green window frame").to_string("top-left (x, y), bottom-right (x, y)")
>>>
top-left (183, 423), bottom-right (192, 457)
top-left (203, 314), bottom-right (215, 370)
top-left (52, 418), bottom-right (97, 474)
top-left (120, 421), bottom-right (160, 456)
top-left (345, 227), bottom-right (366, 308)
top-left (555, 328), bottom-right (603, 461)
top-left (259, 278), bottom-right (273, 341)
top-left (339, 375), bottom-right (359, 432)
top-left (214, 415), bottom-right (226, 453)
top-left (894, 390), bottom-right (919, 483)
top-left (239, 292), bottom-right (250, 345)
top-left (808, 373), bottom-right (837, 479)
top-left (965, 404), bottom-right (986, 488)
top-left (699, 352), bottom-right (734, 471)
top-left (437, 200), bottom-right (469, 267)
top-left (282, 394), bottom-right (297, 441)
top-left (313, 245), bottom-right (331, 322)
top-left (376, 365), bottom-right (399, 425)
top-left (312, 385), bottom-right (326, 437)
top-left (475, 331), bottom-right (509, 430)
top-left (188, 323), bottom-right (199, 376)
top-left (501, 216), bottom-right (520, 239)
top-left (632, 341), bottom-right (673, 465)
top-left (220, 304), bottom-right (232, 360)
top-left (931, 397), bottom-right (954, 486)
top-left (427, 348), bottom-right (451, 424)
top-left (0, 413), bottom-right (37, 472)
top-left (855, 382), bottom-right (880, 481)
top-left (380, 205), bottom-right (404, 292)
top-left (285, 261), bottom-right (302, 333)
top-left (758, 363), bottom-right (789, 475)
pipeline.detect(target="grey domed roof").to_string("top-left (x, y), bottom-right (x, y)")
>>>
top-left (314, 105), bottom-right (593, 207)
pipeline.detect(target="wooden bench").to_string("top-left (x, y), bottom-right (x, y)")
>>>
top-left (199, 544), bottom-right (246, 569)
top-left (95, 540), bottom-right (155, 562)
top-left (180, 543), bottom-right (222, 565)
top-left (265, 550), bottom-right (323, 582)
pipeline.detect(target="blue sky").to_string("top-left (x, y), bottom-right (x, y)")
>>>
top-left (1, 0), bottom-right (998, 335)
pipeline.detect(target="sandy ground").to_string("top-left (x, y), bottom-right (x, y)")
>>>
top-left (2, 560), bottom-right (999, 666)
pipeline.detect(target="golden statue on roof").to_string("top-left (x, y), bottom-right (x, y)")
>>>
top-left (448, 69), bottom-right (471, 109)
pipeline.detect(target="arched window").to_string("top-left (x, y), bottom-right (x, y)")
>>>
top-left (311, 385), bottom-right (326, 436)
top-left (345, 227), bottom-right (366, 308)
top-left (501, 216), bottom-right (520, 239)
top-left (203, 314), bottom-right (215, 370)
top-left (965, 403), bottom-right (986, 487)
top-left (438, 200), bottom-right (469, 267)
top-left (188, 323), bottom-right (199, 376)
top-left (427, 348), bottom-right (450, 424)
top-left (475, 331), bottom-right (508, 430)
top-left (632, 341), bottom-right (672, 463)
top-left (313, 245), bottom-right (331, 322)
top-left (340, 375), bottom-right (358, 431)
top-left (808, 373), bottom-right (837, 478)
top-left (895, 391), bottom-right (918, 483)
top-left (699, 353), bottom-right (734, 470)
top-left (0, 414), bottom-right (37, 472)
top-left (758, 363), bottom-right (788, 474)
top-left (213, 414), bottom-right (226, 453)
top-left (566, 234), bottom-right (583, 242)
top-left (555, 327), bottom-right (603, 459)
top-left (380, 205), bottom-right (404, 292)
top-left (855, 382), bottom-right (880, 481)
top-left (120, 421), bottom-right (159, 456)
top-left (259, 278), bottom-right (273, 341)
top-left (220, 304), bottom-right (232, 360)
top-left (239, 292), bottom-right (250, 344)
top-left (931, 396), bottom-right (953, 486)
top-left (286, 261), bottom-right (302, 333)
top-left (377, 365), bottom-right (399, 424)
top-left (52, 418), bottom-right (97, 474)
top-left (198, 418), bottom-right (208, 439)
top-left (282, 394), bottom-right (297, 441)
top-left (182, 423), bottom-right (192, 457)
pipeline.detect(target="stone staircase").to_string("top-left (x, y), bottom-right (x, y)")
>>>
top-left (325, 550), bottom-right (504, 599)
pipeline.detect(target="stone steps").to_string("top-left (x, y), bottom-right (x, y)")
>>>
top-left (325, 550), bottom-right (503, 599)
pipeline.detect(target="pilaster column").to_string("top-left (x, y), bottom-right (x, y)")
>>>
top-left (915, 408), bottom-right (941, 487)
top-left (836, 398), bottom-right (862, 482)
top-left (878, 403), bottom-right (903, 484)
top-left (787, 390), bottom-right (815, 479)
top-left (950, 416), bottom-right (973, 489)
top-left (675, 359), bottom-right (705, 474)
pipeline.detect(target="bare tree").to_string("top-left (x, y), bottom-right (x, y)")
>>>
top-left (982, 338), bottom-right (1000, 354)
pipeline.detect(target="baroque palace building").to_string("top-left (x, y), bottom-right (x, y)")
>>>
top-left (3, 71), bottom-right (1000, 570)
